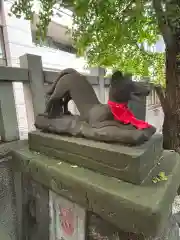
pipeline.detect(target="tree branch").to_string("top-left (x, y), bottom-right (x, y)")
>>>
top-left (119, 0), bottom-right (134, 15)
top-left (152, 0), bottom-right (174, 48)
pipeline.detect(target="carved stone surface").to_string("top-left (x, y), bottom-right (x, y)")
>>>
top-left (35, 114), bottom-right (156, 145)
top-left (29, 130), bottom-right (162, 184)
top-left (35, 69), bottom-right (156, 145)
top-left (11, 147), bottom-right (180, 238)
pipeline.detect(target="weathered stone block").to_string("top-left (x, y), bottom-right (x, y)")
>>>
top-left (11, 147), bottom-right (180, 238)
top-left (0, 140), bottom-right (27, 158)
top-left (0, 141), bottom-right (27, 240)
top-left (88, 213), bottom-right (180, 240)
top-left (28, 130), bottom-right (163, 184)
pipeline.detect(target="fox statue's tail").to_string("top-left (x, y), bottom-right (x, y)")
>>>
top-left (47, 68), bottom-right (77, 96)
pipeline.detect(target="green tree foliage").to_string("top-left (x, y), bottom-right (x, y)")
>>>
top-left (10, 0), bottom-right (180, 150)
top-left (73, 1), bottom-right (162, 79)
top-left (10, 0), bottom-right (166, 83)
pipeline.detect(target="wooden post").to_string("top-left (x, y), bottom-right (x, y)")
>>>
top-left (20, 54), bottom-right (46, 132)
top-left (0, 82), bottom-right (19, 141)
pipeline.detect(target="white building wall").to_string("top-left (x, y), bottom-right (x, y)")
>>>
top-left (2, 1), bottom-right (90, 139)
top-left (145, 90), bottom-right (164, 133)
top-left (146, 106), bottom-right (164, 133)
top-left (3, 1), bottom-right (88, 71)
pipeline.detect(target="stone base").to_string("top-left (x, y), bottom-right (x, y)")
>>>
top-left (15, 175), bottom-right (180, 240)
top-left (28, 130), bottom-right (163, 184)
top-left (11, 147), bottom-right (180, 238)
top-left (88, 213), bottom-right (179, 240)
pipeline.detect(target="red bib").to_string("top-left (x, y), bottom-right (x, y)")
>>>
top-left (108, 100), bottom-right (151, 129)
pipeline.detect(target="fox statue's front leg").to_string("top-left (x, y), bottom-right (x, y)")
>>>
top-left (44, 92), bottom-right (71, 118)
top-left (47, 99), bottom-right (64, 118)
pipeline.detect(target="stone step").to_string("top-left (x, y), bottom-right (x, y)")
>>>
top-left (28, 130), bottom-right (163, 184)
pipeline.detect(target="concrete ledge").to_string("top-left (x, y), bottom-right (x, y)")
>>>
top-left (28, 130), bottom-right (163, 184)
top-left (11, 147), bottom-right (180, 237)
top-left (0, 140), bottom-right (28, 158)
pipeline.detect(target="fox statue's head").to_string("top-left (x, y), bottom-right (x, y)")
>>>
top-left (109, 71), bottom-right (150, 103)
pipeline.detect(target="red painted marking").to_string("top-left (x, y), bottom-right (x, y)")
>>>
top-left (59, 207), bottom-right (75, 236)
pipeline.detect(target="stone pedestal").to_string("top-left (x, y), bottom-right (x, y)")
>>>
top-left (10, 130), bottom-right (180, 239)
top-left (28, 131), bottom-right (163, 185)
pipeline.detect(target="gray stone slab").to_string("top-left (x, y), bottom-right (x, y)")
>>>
top-left (0, 160), bottom-right (17, 240)
top-left (0, 66), bottom-right (29, 82)
top-left (0, 141), bottom-right (28, 240)
top-left (88, 213), bottom-right (180, 240)
top-left (20, 176), bottom-right (49, 240)
top-left (28, 130), bottom-right (163, 184)
top-left (11, 147), bottom-right (180, 238)
top-left (0, 82), bottom-right (19, 141)
top-left (0, 140), bottom-right (28, 158)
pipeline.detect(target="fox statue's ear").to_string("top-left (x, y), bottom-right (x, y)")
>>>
top-left (111, 71), bottom-right (124, 84)
top-left (112, 71), bottom-right (123, 79)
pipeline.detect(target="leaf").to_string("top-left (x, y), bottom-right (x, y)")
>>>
top-left (152, 177), bottom-right (159, 184)
top-left (158, 171), bottom-right (168, 181)
top-left (152, 171), bottom-right (168, 184)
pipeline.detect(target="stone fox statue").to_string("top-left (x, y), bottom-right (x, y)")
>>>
top-left (46, 69), bottom-right (151, 123)
top-left (39, 68), bottom-right (156, 144)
